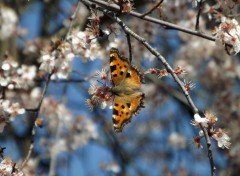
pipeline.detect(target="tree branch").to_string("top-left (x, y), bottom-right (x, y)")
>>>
top-left (111, 12), bottom-right (216, 176)
top-left (89, 0), bottom-right (216, 41)
top-left (201, 124), bottom-right (216, 176)
top-left (126, 33), bottom-right (132, 63)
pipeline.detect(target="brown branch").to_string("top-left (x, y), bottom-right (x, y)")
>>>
top-left (126, 33), bottom-right (132, 63)
top-left (201, 123), bottom-right (216, 176)
top-left (115, 17), bottom-right (198, 114)
top-left (114, 14), bottom-right (216, 176)
top-left (89, 0), bottom-right (216, 41)
top-left (112, 13), bottom-right (216, 176)
top-left (140, 0), bottom-right (164, 18)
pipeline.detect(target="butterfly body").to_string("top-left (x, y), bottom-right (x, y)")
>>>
top-left (111, 83), bottom-right (138, 96)
top-left (110, 48), bottom-right (144, 132)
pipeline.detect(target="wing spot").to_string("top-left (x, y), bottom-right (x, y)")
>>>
top-left (126, 72), bottom-right (131, 78)
top-left (110, 55), bottom-right (116, 61)
top-left (113, 74), bottom-right (118, 77)
top-left (126, 103), bottom-right (131, 108)
top-left (121, 105), bottom-right (125, 109)
top-left (120, 71), bottom-right (124, 75)
top-left (115, 103), bottom-right (119, 107)
top-left (110, 65), bottom-right (117, 72)
top-left (113, 108), bottom-right (119, 116)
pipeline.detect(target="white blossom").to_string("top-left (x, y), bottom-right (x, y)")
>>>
top-left (212, 128), bottom-right (231, 149)
top-left (214, 18), bottom-right (240, 55)
top-left (0, 157), bottom-right (24, 176)
top-left (39, 53), bottom-right (56, 73)
top-left (192, 113), bottom-right (209, 127)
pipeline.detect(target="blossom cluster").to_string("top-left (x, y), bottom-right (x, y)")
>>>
top-left (213, 17), bottom-right (240, 55)
top-left (145, 67), bottom-right (194, 91)
top-left (204, 0), bottom-right (240, 19)
top-left (0, 100), bottom-right (25, 133)
top-left (0, 157), bottom-right (24, 176)
top-left (86, 69), bottom-right (113, 111)
top-left (192, 112), bottom-right (231, 149)
top-left (0, 55), bottom-right (36, 90)
top-left (39, 31), bottom-right (104, 79)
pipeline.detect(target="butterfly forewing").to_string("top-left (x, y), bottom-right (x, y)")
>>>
top-left (110, 48), bottom-right (129, 86)
top-left (121, 66), bottom-right (143, 90)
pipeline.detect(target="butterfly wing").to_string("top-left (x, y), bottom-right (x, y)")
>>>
top-left (110, 47), bottom-right (145, 132)
top-left (121, 65), bottom-right (143, 90)
top-left (112, 92), bottom-right (144, 132)
top-left (110, 48), bottom-right (130, 86)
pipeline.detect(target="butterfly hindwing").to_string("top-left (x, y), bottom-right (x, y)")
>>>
top-left (112, 96), bottom-right (131, 132)
top-left (112, 92), bottom-right (144, 132)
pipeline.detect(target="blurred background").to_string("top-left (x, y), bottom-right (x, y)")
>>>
top-left (0, 0), bottom-right (239, 175)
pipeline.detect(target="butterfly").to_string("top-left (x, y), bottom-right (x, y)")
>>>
top-left (110, 48), bottom-right (144, 132)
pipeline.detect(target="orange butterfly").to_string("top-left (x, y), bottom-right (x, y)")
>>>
top-left (110, 48), bottom-right (144, 132)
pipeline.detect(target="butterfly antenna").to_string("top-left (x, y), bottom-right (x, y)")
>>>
top-left (97, 80), bottom-right (105, 86)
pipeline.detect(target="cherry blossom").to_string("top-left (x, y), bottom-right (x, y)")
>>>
top-left (214, 17), bottom-right (240, 55)
top-left (212, 128), bottom-right (231, 149)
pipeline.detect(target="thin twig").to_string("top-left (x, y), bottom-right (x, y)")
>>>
top-left (200, 124), bottom-right (216, 176)
top-left (126, 33), bottom-right (132, 63)
top-left (195, 0), bottom-right (204, 31)
top-left (140, 0), bottom-right (164, 18)
top-left (90, 0), bottom-right (216, 41)
top-left (20, 73), bottom-right (53, 170)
